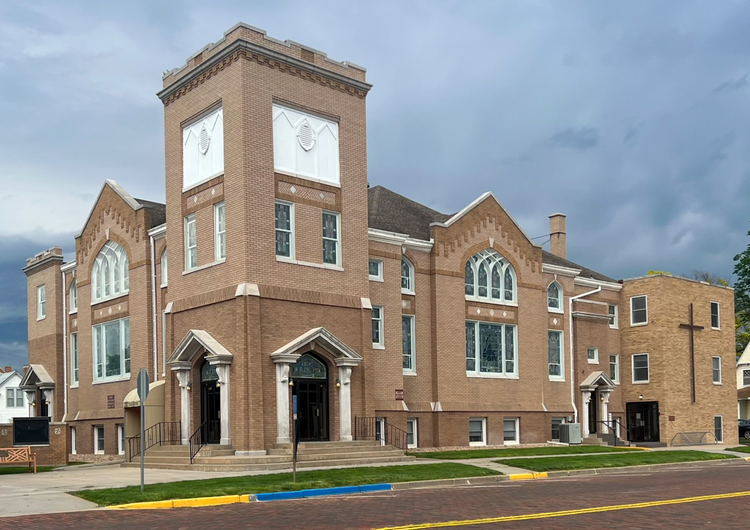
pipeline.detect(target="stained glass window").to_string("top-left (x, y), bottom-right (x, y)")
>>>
top-left (292, 354), bottom-right (327, 379)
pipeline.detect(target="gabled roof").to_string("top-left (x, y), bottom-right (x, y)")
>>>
top-left (19, 364), bottom-right (54, 389)
top-left (580, 371), bottom-right (616, 389)
top-left (167, 329), bottom-right (233, 366)
top-left (542, 250), bottom-right (616, 283)
top-left (271, 327), bottom-right (363, 367)
top-left (0, 371), bottom-right (18, 387)
top-left (738, 341), bottom-right (750, 367)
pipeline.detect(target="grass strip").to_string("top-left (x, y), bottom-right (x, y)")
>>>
top-left (727, 445), bottom-right (750, 453)
top-left (494, 450), bottom-right (735, 472)
top-left (0, 466), bottom-right (55, 475)
top-left (71, 462), bottom-right (499, 506)
top-left (412, 445), bottom-right (638, 460)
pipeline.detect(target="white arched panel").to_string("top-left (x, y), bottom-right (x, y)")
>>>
top-left (183, 107), bottom-right (224, 190)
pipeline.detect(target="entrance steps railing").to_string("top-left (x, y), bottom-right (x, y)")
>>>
top-left (353, 417), bottom-right (409, 451)
top-left (126, 421), bottom-right (181, 462)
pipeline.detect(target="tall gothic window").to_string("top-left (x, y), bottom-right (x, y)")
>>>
top-left (464, 249), bottom-right (516, 303)
top-left (92, 241), bottom-right (129, 303)
top-left (401, 257), bottom-right (414, 293)
top-left (547, 281), bottom-right (562, 311)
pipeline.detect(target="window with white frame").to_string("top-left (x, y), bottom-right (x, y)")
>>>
top-left (503, 418), bottom-right (519, 445)
top-left (406, 419), bottom-right (417, 448)
top-left (372, 306), bottom-right (384, 347)
top-left (632, 353), bottom-right (649, 383)
top-left (610, 354), bottom-right (619, 383)
top-left (214, 202), bottom-right (226, 261)
top-left (94, 426), bottom-right (105, 454)
top-left (711, 302), bottom-right (720, 329)
top-left (551, 417), bottom-right (565, 441)
top-left (630, 295), bottom-right (648, 326)
top-left (69, 280), bottom-right (77, 313)
top-left (469, 417), bottom-right (486, 446)
top-left (712, 356), bottom-right (721, 384)
top-left (608, 304), bottom-right (618, 328)
top-left (6, 388), bottom-right (23, 408)
top-left (464, 249), bottom-right (516, 303)
top-left (744, 369), bottom-right (750, 387)
top-left (368, 259), bottom-right (383, 280)
top-left (275, 201), bottom-right (294, 258)
top-left (37, 285), bottom-right (46, 320)
top-left (714, 416), bottom-right (723, 443)
top-left (93, 318), bottom-right (130, 382)
top-left (466, 321), bottom-right (517, 377)
top-left (547, 281), bottom-right (562, 311)
top-left (587, 347), bottom-right (599, 363)
top-left (92, 241), bottom-right (129, 302)
top-left (117, 424), bottom-right (125, 455)
top-left (548, 330), bottom-right (563, 379)
top-left (401, 257), bottom-right (414, 293)
top-left (160, 249), bottom-right (168, 287)
top-left (185, 215), bottom-right (197, 271)
top-left (71, 332), bottom-right (79, 386)
top-left (322, 211), bottom-right (340, 265)
top-left (71, 426), bottom-right (76, 455)
top-left (402, 315), bottom-right (415, 372)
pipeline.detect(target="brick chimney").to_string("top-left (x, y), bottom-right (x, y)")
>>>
top-left (3, 366), bottom-right (11, 373)
top-left (549, 213), bottom-right (567, 259)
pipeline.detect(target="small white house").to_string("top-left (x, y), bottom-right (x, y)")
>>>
top-left (737, 343), bottom-right (750, 419)
top-left (0, 370), bottom-right (30, 423)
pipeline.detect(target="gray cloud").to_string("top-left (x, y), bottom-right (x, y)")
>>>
top-left (714, 74), bottom-right (748, 93)
top-left (550, 127), bottom-right (600, 151)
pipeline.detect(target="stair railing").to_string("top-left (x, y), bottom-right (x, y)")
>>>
top-left (353, 417), bottom-right (408, 451)
top-left (126, 421), bottom-right (181, 462)
top-left (594, 418), bottom-right (627, 446)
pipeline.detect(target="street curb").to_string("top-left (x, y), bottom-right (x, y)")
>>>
top-left (543, 457), bottom-right (742, 478)
top-left (109, 494), bottom-right (251, 510)
top-left (254, 483), bottom-right (391, 502)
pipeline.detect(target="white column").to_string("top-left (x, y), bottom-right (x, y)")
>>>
top-left (275, 363), bottom-right (292, 444)
top-left (581, 390), bottom-right (592, 437)
top-left (25, 391), bottom-right (35, 417)
top-left (44, 389), bottom-right (54, 421)
top-left (215, 364), bottom-right (231, 446)
top-left (601, 391), bottom-right (611, 434)
top-left (175, 369), bottom-right (191, 445)
top-left (338, 366), bottom-right (353, 442)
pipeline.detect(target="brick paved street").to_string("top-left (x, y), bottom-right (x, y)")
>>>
top-left (1, 460), bottom-right (748, 529)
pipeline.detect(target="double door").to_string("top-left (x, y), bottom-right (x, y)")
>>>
top-left (626, 401), bottom-right (660, 443)
top-left (295, 380), bottom-right (329, 442)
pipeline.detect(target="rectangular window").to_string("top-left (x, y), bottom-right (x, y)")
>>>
top-left (70, 282), bottom-right (77, 313)
top-left (322, 211), bottom-right (340, 265)
top-left (95, 426), bottom-right (105, 454)
top-left (368, 259), bottom-right (383, 280)
top-left (711, 302), bottom-right (720, 329)
top-left (117, 424), bottom-right (125, 455)
top-left (93, 318), bottom-right (130, 382)
top-left (402, 315), bottom-right (415, 372)
top-left (504, 418), bottom-right (519, 445)
top-left (630, 295), bottom-right (648, 326)
top-left (161, 250), bottom-right (168, 287)
top-left (548, 330), bottom-right (563, 379)
top-left (587, 347), bottom-right (599, 363)
top-left (214, 202), bottom-right (226, 261)
top-left (465, 321), bottom-right (517, 377)
top-left (185, 215), bottom-right (197, 271)
top-left (6, 388), bottom-right (23, 408)
top-left (275, 201), bottom-right (293, 258)
top-left (372, 306), bottom-right (384, 348)
top-left (551, 417), bottom-right (564, 441)
top-left (406, 419), bottom-right (417, 448)
top-left (632, 353), bottom-right (649, 383)
top-left (610, 354), bottom-right (619, 383)
top-left (744, 369), bottom-right (750, 387)
top-left (714, 416), bottom-right (723, 443)
top-left (469, 418), bottom-right (486, 446)
top-left (71, 426), bottom-right (76, 455)
top-left (712, 356), bottom-right (721, 384)
top-left (608, 304), bottom-right (618, 328)
top-left (71, 332), bottom-right (79, 386)
top-left (37, 285), bottom-right (46, 320)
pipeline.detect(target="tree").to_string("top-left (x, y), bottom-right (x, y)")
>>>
top-left (735, 226), bottom-right (750, 355)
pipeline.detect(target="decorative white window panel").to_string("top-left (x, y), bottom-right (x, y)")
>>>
top-left (92, 241), bottom-right (129, 303)
top-left (630, 295), bottom-right (648, 326)
top-left (322, 211), bottom-right (340, 265)
top-left (214, 202), bottom-right (226, 261)
top-left (275, 202), bottom-right (294, 258)
top-left (466, 321), bottom-right (518, 377)
top-left (69, 280), bottom-right (77, 313)
top-left (372, 306), bottom-right (384, 347)
top-left (712, 356), bottom-right (721, 384)
top-left (469, 418), bottom-right (486, 446)
top-left (273, 104), bottom-right (340, 185)
top-left (401, 257), bottom-right (414, 294)
top-left (632, 353), bottom-right (649, 383)
top-left (71, 332), bottom-right (79, 386)
top-left (93, 317), bottom-right (130, 382)
top-left (402, 315), bottom-right (415, 372)
top-left (37, 285), bottom-right (46, 320)
top-left (464, 249), bottom-right (516, 303)
top-left (183, 107), bottom-right (224, 190)
top-left (185, 215), bottom-right (197, 271)
top-left (548, 330), bottom-right (563, 380)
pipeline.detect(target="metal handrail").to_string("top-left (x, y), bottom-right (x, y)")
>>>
top-left (189, 421), bottom-right (207, 464)
top-left (353, 417), bottom-right (409, 451)
top-left (670, 431), bottom-right (717, 447)
top-left (127, 421), bottom-right (181, 462)
top-left (594, 418), bottom-right (626, 446)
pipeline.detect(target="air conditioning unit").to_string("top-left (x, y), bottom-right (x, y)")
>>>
top-left (559, 423), bottom-right (582, 444)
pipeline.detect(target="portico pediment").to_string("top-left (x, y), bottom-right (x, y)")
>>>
top-left (270, 327), bottom-right (363, 367)
top-left (580, 370), bottom-right (616, 391)
top-left (167, 329), bottom-right (233, 369)
top-left (19, 364), bottom-right (55, 391)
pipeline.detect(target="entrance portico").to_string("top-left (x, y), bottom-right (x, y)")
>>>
top-left (580, 371), bottom-right (616, 437)
top-left (271, 327), bottom-right (363, 445)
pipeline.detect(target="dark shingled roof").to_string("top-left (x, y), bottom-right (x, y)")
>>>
top-left (367, 185), bottom-right (614, 282)
top-left (368, 185), bottom-right (451, 241)
top-left (135, 198), bottom-right (166, 228)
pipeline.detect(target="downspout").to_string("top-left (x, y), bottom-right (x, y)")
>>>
top-left (150, 233), bottom-right (158, 381)
top-left (569, 286), bottom-right (601, 423)
top-left (61, 269), bottom-right (68, 423)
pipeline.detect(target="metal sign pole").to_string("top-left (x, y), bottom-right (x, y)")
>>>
top-left (140, 398), bottom-right (145, 493)
top-left (292, 392), bottom-right (298, 483)
top-left (137, 368), bottom-right (150, 494)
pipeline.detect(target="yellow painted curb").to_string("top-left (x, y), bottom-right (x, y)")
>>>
top-left (109, 494), bottom-right (250, 510)
top-left (508, 472), bottom-right (547, 480)
top-left (110, 500), bottom-right (175, 510)
top-left (744, 456), bottom-right (750, 461)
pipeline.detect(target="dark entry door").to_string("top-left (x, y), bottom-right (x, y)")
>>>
top-left (588, 391), bottom-right (598, 434)
top-left (626, 401), bottom-right (660, 443)
top-left (296, 381), bottom-right (329, 441)
top-left (200, 362), bottom-right (221, 444)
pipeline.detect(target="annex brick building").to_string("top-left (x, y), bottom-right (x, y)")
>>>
top-left (22, 23), bottom-right (738, 460)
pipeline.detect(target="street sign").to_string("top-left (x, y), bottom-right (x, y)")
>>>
top-left (137, 368), bottom-right (150, 493)
top-left (137, 368), bottom-right (150, 403)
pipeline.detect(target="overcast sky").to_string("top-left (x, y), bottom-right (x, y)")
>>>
top-left (1, 0), bottom-right (749, 370)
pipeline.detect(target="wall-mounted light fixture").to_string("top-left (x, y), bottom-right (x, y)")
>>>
top-left (639, 394), bottom-right (643, 400)
top-left (335, 378), bottom-right (341, 388)
top-left (186, 382), bottom-right (192, 392)
top-left (45, 400), bottom-right (50, 405)
top-left (600, 395), bottom-right (604, 401)
top-left (216, 381), bottom-right (221, 388)
top-left (289, 379), bottom-right (294, 387)
top-left (31, 401), bottom-right (36, 407)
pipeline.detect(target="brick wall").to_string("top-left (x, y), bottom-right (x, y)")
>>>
top-left (0, 422), bottom-right (69, 466)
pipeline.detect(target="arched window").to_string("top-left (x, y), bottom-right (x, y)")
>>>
top-left (464, 249), bottom-right (516, 303)
top-left (401, 257), bottom-right (414, 293)
top-left (92, 241), bottom-right (129, 303)
top-left (547, 281), bottom-right (562, 311)
top-left (69, 280), bottom-right (77, 313)
top-left (160, 249), bottom-right (168, 287)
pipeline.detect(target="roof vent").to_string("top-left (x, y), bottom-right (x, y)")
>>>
top-left (297, 122), bottom-right (315, 151)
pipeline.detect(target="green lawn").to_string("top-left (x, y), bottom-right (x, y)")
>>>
top-left (727, 445), bottom-right (750, 453)
top-left (412, 445), bottom-right (638, 460)
top-left (0, 466), bottom-right (55, 475)
top-left (72, 463), bottom-right (499, 506)
top-left (494, 450), bottom-right (735, 472)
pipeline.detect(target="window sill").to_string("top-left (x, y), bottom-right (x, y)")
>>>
top-left (713, 382), bottom-right (722, 386)
top-left (403, 371), bottom-right (417, 376)
top-left (160, 284), bottom-right (168, 289)
top-left (401, 289), bottom-right (415, 296)
top-left (469, 442), bottom-right (486, 447)
top-left (182, 171), bottom-right (224, 193)
top-left (274, 168), bottom-right (341, 188)
top-left (369, 276), bottom-right (384, 282)
top-left (373, 344), bottom-right (385, 350)
top-left (466, 372), bottom-right (519, 379)
top-left (548, 308), bottom-right (564, 314)
top-left (93, 376), bottom-right (132, 385)
top-left (630, 321), bottom-right (648, 327)
top-left (36, 316), bottom-right (46, 321)
top-left (631, 380), bottom-right (649, 385)
top-left (504, 441), bottom-right (519, 446)
top-left (183, 259), bottom-right (225, 276)
top-left (711, 327), bottom-right (720, 331)
top-left (70, 384), bottom-right (79, 389)
top-left (69, 310), bottom-right (78, 315)
top-left (91, 292), bottom-right (129, 306)
top-left (587, 359), bottom-right (599, 364)
top-left (464, 296), bottom-right (517, 307)
top-left (609, 325), bottom-right (619, 330)
top-left (549, 376), bottom-right (566, 382)
top-left (276, 256), bottom-right (344, 271)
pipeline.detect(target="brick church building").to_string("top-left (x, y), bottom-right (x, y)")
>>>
top-left (21, 23), bottom-right (738, 462)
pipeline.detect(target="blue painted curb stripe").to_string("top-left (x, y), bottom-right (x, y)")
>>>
top-left (255, 483), bottom-right (393, 502)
